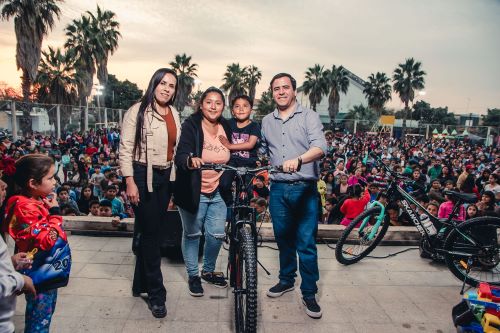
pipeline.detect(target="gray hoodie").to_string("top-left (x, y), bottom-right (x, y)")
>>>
top-left (0, 237), bottom-right (24, 333)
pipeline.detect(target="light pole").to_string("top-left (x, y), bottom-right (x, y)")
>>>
top-left (94, 84), bottom-right (105, 127)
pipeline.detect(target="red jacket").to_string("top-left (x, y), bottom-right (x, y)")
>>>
top-left (4, 195), bottom-right (66, 253)
top-left (340, 189), bottom-right (370, 219)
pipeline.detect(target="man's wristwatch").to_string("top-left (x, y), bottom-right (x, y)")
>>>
top-left (297, 156), bottom-right (303, 170)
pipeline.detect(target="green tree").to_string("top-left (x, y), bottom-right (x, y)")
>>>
top-left (103, 74), bottom-right (142, 110)
top-left (345, 104), bottom-right (377, 132)
top-left (302, 64), bottom-right (329, 112)
top-left (36, 46), bottom-right (78, 134)
top-left (87, 6), bottom-right (121, 88)
top-left (1, 0), bottom-right (62, 134)
top-left (254, 89), bottom-right (275, 121)
top-left (363, 72), bottom-right (392, 116)
top-left (482, 108), bottom-right (500, 126)
top-left (170, 53), bottom-right (198, 112)
top-left (392, 58), bottom-right (426, 136)
top-left (244, 65), bottom-right (262, 103)
top-left (189, 89), bottom-right (203, 109)
top-left (221, 63), bottom-right (247, 107)
top-left (325, 65), bottom-right (350, 121)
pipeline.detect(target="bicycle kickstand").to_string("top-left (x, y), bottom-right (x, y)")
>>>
top-left (257, 259), bottom-right (271, 276)
top-left (459, 258), bottom-right (474, 295)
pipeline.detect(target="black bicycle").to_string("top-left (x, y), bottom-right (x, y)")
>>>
top-left (335, 155), bottom-right (500, 287)
top-left (201, 163), bottom-right (281, 333)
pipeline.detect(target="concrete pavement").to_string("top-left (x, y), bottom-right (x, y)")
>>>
top-left (13, 235), bottom-right (462, 332)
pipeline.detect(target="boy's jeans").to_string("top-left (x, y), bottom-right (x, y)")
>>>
top-left (178, 191), bottom-right (227, 277)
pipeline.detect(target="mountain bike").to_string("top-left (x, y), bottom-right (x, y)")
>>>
top-left (201, 163), bottom-right (282, 333)
top-left (335, 155), bottom-right (500, 287)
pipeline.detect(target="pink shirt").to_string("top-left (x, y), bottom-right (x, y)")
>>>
top-left (201, 124), bottom-right (230, 194)
top-left (438, 201), bottom-right (465, 221)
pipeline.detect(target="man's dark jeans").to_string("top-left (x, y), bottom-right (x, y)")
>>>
top-left (269, 181), bottom-right (319, 298)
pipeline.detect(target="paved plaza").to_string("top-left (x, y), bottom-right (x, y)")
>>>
top-left (13, 235), bottom-right (463, 332)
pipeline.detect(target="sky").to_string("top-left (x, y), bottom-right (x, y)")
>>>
top-left (0, 0), bottom-right (499, 114)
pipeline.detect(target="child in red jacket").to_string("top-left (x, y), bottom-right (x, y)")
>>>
top-left (4, 154), bottom-right (67, 332)
top-left (340, 184), bottom-right (370, 226)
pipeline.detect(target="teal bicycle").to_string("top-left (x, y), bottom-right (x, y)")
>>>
top-left (335, 155), bottom-right (500, 287)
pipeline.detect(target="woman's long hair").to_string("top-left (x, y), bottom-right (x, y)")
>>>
top-left (133, 68), bottom-right (178, 159)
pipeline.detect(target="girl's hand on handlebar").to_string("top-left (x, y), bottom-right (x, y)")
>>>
top-left (189, 157), bottom-right (204, 169)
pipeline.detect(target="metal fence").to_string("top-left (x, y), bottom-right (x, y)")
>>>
top-left (0, 100), bottom-right (126, 139)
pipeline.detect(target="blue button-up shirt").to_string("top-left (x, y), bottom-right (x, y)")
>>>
top-left (260, 103), bottom-right (327, 181)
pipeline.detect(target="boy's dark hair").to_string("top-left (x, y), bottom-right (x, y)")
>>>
top-left (249, 197), bottom-right (259, 204)
top-left (57, 187), bottom-right (69, 195)
top-left (61, 205), bottom-right (77, 216)
top-left (255, 198), bottom-right (268, 208)
top-left (89, 200), bottom-right (100, 207)
top-left (93, 164), bottom-right (101, 169)
top-left (13, 154), bottom-right (54, 188)
top-left (99, 199), bottom-right (112, 208)
top-left (106, 184), bottom-right (117, 191)
top-left (270, 73), bottom-right (297, 91)
top-left (231, 94), bottom-right (253, 109)
top-left (376, 192), bottom-right (388, 201)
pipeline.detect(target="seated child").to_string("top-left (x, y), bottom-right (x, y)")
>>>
top-left (99, 199), bottom-right (121, 227)
top-left (103, 185), bottom-right (127, 218)
top-left (88, 200), bottom-right (100, 216)
top-left (255, 197), bottom-right (271, 223)
top-left (57, 187), bottom-right (82, 216)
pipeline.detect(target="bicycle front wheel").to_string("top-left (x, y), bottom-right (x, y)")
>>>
top-left (444, 216), bottom-right (500, 287)
top-left (335, 206), bottom-right (390, 265)
top-left (234, 226), bottom-right (257, 333)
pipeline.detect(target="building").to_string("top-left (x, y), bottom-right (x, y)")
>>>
top-left (296, 68), bottom-right (368, 125)
top-left (0, 105), bottom-right (54, 134)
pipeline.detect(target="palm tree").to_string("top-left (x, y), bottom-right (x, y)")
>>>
top-left (170, 53), bottom-right (198, 112)
top-left (1, 0), bottom-right (62, 134)
top-left (302, 64), bottom-right (329, 111)
top-left (254, 89), bottom-right (275, 121)
top-left (36, 46), bottom-right (78, 133)
top-left (221, 63), bottom-right (247, 107)
top-left (363, 72), bottom-right (392, 117)
top-left (65, 15), bottom-right (98, 130)
top-left (244, 65), bottom-right (262, 103)
top-left (345, 104), bottom-right (377, 132)
top-left (392, 58), bottom-right (426, 136)
top-left (325, 65), bottom-right (350, 122)
top-left (87, 6), bottom-right (121, 88)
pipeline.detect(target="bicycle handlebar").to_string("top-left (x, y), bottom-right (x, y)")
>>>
top-left (200, 163), bottom-right (287, 174)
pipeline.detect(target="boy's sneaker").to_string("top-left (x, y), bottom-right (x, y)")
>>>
top-left (302, 297), bottom-right (322, 319)
top-left (201, 271), bottom-right (228, 288)
top-left (188, 276), bottom-right (204, 297)
top-left (266, 283), bottom-right (295, 298)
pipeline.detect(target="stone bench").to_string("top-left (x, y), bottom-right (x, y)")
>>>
top-left (63, 216), bottom-right (421, 245)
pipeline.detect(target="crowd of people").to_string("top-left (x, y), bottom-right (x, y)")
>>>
top-left (0, 67), bottom-right (499, 329)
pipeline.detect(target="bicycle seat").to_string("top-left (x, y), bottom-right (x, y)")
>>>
top-left (443, 190), bottom-right (478, 204)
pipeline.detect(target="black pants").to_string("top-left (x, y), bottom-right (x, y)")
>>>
top-left (131, 163), bottom-right (172, 306)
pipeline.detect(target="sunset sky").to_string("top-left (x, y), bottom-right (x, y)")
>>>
top-left (0, 0), bottom-right (499, 114)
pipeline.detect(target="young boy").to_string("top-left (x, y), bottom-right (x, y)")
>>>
top-left (252, 175), bottom-right (269, 200)
top-left (88, 200), bottom-right (100, 217)
top-left (103, 185), bottom-right (127, 218)
top-left (57, 187), bottom-right (82, 215)
top-left (255, 197), bottom-right (271, 223)
top-left (218, 95), bottom-right (261, 168)
top-left (99, 199), bottom-right (122, 227)
top-left (90, 164), bottom-right (105, 199)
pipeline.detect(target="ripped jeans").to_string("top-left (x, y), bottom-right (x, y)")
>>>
top-left (178, 191), bottom-right (227, 277)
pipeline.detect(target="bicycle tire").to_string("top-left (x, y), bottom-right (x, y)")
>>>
top-left (443, 216), bottom-right (500, 287)
top-left (234, 226), bottom-right (258, 333)
top-left (335, 206), bottom-right (390, 265)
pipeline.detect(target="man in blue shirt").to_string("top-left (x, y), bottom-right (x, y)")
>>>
top-left (260, 73), bottom-right (327, 319)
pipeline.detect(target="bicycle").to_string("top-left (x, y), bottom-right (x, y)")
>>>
top-left (200, 163), bottom-right (282, 333)
top-left (335, 155), bottom-right (500, 287)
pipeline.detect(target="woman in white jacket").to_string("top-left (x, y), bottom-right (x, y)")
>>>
top-left (119, 68), bottom-right (181, 318)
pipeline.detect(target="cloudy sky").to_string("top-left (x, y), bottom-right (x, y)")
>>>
top-left (0, 0), bottom-right (499, 114)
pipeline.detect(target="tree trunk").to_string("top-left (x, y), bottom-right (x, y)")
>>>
top-left (328, 89), bottom-right (340, 123)
top-left (20, 69), bottom-right (33, 136)
top-left (401, 102), bottom-right (409, 138)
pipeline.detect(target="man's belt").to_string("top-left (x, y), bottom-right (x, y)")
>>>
top-left (134, 160), bottom-right (173, 170)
